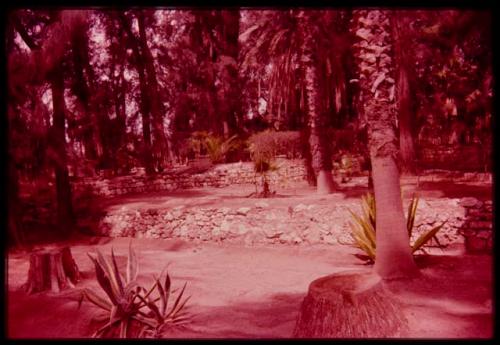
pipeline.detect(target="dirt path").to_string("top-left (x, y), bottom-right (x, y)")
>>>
top-left (7, 236), bottom-right (492, 339)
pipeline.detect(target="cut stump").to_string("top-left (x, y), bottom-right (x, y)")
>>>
top-left (23, 246), bottom-right (80, 294)
top-left (293, 272), bottom-right (407, 338)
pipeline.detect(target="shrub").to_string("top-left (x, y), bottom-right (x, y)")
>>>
top-left (188, 131), bottom-right (242, 164)
top-left (348, 193), bottom-right (447, 263)
top-left (79, 244), bottom-right (190, 338)
top-left (247, 130), bottom-right (301, 160)
top-left (247, 131), bottom-right (285, 197)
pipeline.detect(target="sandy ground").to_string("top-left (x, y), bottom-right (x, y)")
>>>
top-left (7, 178), bottom-right (493, 339)
top-left (7, 236), bottom-right (492, 339)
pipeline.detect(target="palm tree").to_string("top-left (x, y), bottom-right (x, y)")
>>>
top-left (393, 11), bottom-right (417, 174)
top-left (241, 10), bottom-right (347, 193)
top-left (297, 10), bottom-right (335, 194)
top-left (352, 9), bottom-right (418, 279)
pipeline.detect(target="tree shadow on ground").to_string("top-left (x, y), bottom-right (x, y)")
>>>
top-left (163, 292), bottom-right (305, 338)
top-left (336, 185), bottom-right (370, 199)
top-left (389, 254), bottom-right (493, 306)
top-left (415, 181), bottom-right (492, 200)
top-left (100, 189), bottom-right (212, 206)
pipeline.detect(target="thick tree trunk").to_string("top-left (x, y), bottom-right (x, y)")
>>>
top-left (354, 9), bottom-right (418, 279)
top-left (23, 247), bottom-right (80, 294)
top-left (298, 11), bottom-right (335, 194)
top-left (50, 66), bottom-right (75, 236)
top-left (294, 272), bottom-right (407, 338)
top-left (394, 13), bottom-right (416, 174)
top-left (371, 157), bottom-right (419, 278)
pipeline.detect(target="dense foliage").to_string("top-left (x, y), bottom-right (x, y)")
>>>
top-left (7, 9), bottom-right (492, 244)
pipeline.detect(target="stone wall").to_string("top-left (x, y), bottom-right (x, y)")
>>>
top-left (457, 198), bottom-right (493, 254)
top-left (96, 196), bottom-right (491, 251)
top-left (74, 158), bottom-right (307, 198)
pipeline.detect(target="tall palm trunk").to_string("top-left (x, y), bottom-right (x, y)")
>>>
top-left (298, 11), bottom-right (335, 194)
top-left (49, 65), bottom-right (75, 236)
top-left (394, 12), bottom-right (416, 174)
top-left (353, 9), bottom-right (418, 279)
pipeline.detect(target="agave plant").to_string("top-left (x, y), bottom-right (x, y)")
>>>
top-left (79, 244), bottom-right (190, 338)
top-left (348, 193), bottom-right (447, 262)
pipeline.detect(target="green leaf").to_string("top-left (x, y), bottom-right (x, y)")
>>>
top-left (131, 314), bottom-right (157, 328)
top-left (95, 249), bottom-right (121, 299)
top-left (170, 295), bottom-right (191, 320)
top-left (87, 254), bottom-right (118, 305)
top-left (406, 195), bottom-right (419, 238)
top-left (119, 319), bottom-right (128, 338)
top-left (83, 288), bottom-right (112, 311)
top-left (111, 248), bottom-right (124, 295)
top-left (109, 305), bottom-right (118, 324)
top-left (155, 275), bottom-right (166, 317)
top-left (412, 220), bottom-right (447, 253)
top-left (166, 282), bottom-right (187, 319)
top-left (127, 242), bottom-right (138, 284)
top-left (348, 209), bottom-right (376, 248)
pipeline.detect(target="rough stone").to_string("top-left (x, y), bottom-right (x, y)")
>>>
top-left (294, 204), bottom-right (308, 212)
top-left (265, 228), bottom-right (283, 239)
top-left (459, 197), bottom-right (479, 208)
top-left (324, 234), bottom-right (338, 245)
top-left (255, 201), bottom-right (269, 209)
top-left (237, 207), bottom-right (251, 216)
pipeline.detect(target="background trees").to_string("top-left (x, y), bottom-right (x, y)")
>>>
top-left (7, 9), bottom-right (492, 246)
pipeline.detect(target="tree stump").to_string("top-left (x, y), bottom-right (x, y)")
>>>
top-left (293, 272), bottom-right (407, 338)
top-left (23, 247), bottom-right (80, 294)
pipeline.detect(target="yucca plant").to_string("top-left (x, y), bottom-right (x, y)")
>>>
top-left (79, 244), bottom-right (190, 338)
top-left (348, 193), bottom-right (447, 263)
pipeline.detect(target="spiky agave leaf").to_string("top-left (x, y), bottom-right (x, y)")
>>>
top-left (87, 254), bottom-right (118, 305)
top-left (94, 248), bottom-right (122, 299)
top-left (406, 194), bottom-right (419, 238)
top-left (126, 241), bottom-right (138, 284)
top-left (119, 318), bottom-right (128, 338)
top-left (165, 282), bottom-right (190, 321)
top-left (349, 222), bottom-right (376, 260)
top-left (82, 288), bottom-right (112, 311)
top-left (411, 220), bottom-right (447, 253)
top-left (110, 248), bottom-right (125, 295)
top-left (348, 208), bottom-right (376, 247)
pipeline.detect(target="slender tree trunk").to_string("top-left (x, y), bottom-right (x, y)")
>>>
top-left (354, 9), bottom-right (418, 279)
top-left (49, 66), bottom-right (75, 237)
top-left (217, 10), bottom-right (241, 138)
top-left (298, 11), bottom-right (335, 194)
top-left (394, 12), bottom-right (416, 175)
top-left (137, 11), bottom-right (171, 169)
top-left (119, 13), bottom-right (154, 175)
top-left (70, 22), bottom-right (104, 163)
top-left (300, 128), bottom-right (317, 187)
